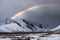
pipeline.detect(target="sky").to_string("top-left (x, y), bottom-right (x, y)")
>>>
top-left (0, 0), bottom-right (60, 22)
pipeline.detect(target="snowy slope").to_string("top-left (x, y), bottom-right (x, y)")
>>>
top-left (50, 25), bottom-right (60, 31)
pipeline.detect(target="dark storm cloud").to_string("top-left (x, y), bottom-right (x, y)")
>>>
top-left (0, 0), bottom-right (60, 22)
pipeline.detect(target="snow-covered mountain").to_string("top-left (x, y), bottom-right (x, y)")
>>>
top-left (0, 19), bottom-right (52, 32)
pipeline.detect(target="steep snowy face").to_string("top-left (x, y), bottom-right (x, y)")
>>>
top-left (9, 5), bottom-right (60, 32)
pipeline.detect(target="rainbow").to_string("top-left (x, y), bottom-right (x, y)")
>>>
top-left (10, 4), bottom-right (56, 19)
top-left (11, 6), bottom-right (40, 19)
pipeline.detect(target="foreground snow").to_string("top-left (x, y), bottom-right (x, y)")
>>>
top-left (0, 34), bottom-right (60, 40)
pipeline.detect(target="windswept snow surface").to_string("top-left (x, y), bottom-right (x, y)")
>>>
top-left (22, 34), bottom-right (60, 40)
top-left (37, 34), bottom-right (60, 40)
top-left (40, 34), bottom-right (60, 40)
top-left (0, 34), bottom-right (60, 40)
